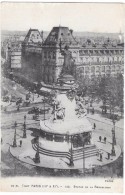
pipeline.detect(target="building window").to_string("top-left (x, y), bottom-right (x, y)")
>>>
top-left (96, 66), bottom-right (100, 72)
top-left (101, 74), bottom-right (105, 77)
top-left (53, 52), bottom-right (56, 59)
top-left (80, 67), bottom-right (84, 73)
top-left (117, 56), bottom-right (120, 61)
top-left (101, 66), bottom-right (105, 72)
top-left (112, 65), bottom-right (115, 72)
top-left (104, 56), bottom-right (107, 62)
top-left (85, 66), bottom-right (89, 73)
top-left (80, 57), bottom-right (83, 62)
top-left (109, 56), bottom-right (112, 63)
top-left (91, 66), bottom-right (95, 73)
top-left (85, 57), bottom-right (88, 63)
top-left (116, 65), bottom-right (120, 71)
top-left (44, 51), bottom-right (47, 59)
top-left (106, 66), bottom-right (111, 73)
top-left (114, 56), bottom-right (117, 61)
top-left (48, 52), bottom-right (51, 59)
top-left (91, 75), bottom-right (95, 79)
top-left (83, 57), bottom-right (86, 63)
top-left (94, 57), bottom-right (97, 62)
top-left (85, 75), bottom-right (89, 78)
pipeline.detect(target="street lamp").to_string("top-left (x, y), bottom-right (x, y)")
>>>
top-left (111, 126), bottom-right (116, 156)
top-left (13, 121), bottom-right (17, 147)
top-left (69, 135), bottom-right (74, 167)
top-left (111, 107), bottom-right (117, 156)
top-left (87, 104), bottom-right (90, 114)
top-left (34, 136), bottom-right (40, 163)
top-left (23, 115), bottom-right (27, 138)
top-left (33, 92), bottom-right (34, 102)
top-left (23, 122), bottom-right (27, 138)
top-left (83, 142), bottom-right (85, 176)
top-left (80, 133), bottom-right (86, 176)
top-left (112, 119), bottom-right (116, 145)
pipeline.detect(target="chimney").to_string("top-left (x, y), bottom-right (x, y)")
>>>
top-left (41, 31), bottom-right (43, 40)
top-left (70, 29), bottom-right (73, 35)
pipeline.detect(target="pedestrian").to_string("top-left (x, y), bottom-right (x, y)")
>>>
top-left (97, 150), bottom-right (99, 157)
top-left (23, 122), bottom-right (26, 129)
top-left (99, 136), bottom-right (101, 142)
top-left (100, 153), bottom-right (102, 161)
top-left (104, 137), bottom-right (107, 144)
top-left (20, 140), bottom-right (22, 147)
top-left (17, 105), bottom-right (20, 111)
top-left (87, 108), bottom-right (89, 114)
top-left (92, 168), bottom-right (95, 175)
top-left (108, 152), bottom-right (110, 160)
top-left (1, 138), bottom-right (3, 144)
top-left (92, 107), bottom-right (95, 114)
top-left (24, 115), bottom-right (26, 121)
top-left (94, 123), bottom-right (96, 129)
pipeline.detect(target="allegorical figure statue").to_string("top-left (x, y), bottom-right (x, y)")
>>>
top-left (53, 99), bottom-right (65, 121)
top-left (59, 39), bottom-right (75, 76)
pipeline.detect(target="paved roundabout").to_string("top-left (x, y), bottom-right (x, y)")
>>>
top-left (9, 129), bottom-right (121, 171)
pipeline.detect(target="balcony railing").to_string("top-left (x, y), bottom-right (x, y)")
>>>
top-left (80, 61), bottom-right (123, 66)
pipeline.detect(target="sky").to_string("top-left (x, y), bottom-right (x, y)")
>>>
top-left (1, 2), bottom-right (125, 33)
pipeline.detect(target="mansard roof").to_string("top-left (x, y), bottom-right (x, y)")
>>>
top-left (80, 42), bottom-right (124, 50)
top-left (43, 26), bottom-right (79, 47)
top-left (80, 36), bottom-right (124, 50)
top-left (23, 29), bottom-right (43, 45)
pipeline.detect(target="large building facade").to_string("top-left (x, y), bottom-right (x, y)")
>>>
top-left (21, 29), bottom-right (43, 83)
top-left (41, 26), bottom-right (80, 83)
top-left (8, 27), bottom-right (124, 84)
top-left (76, 42), bottom-right (124, 79)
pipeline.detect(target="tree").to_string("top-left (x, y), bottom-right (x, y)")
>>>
top-left (97, 76), bottom-right (110, 113)
top-left (115, 74), bottom-right (124, 116)
top-left (97, 75), bottom-right (123, 116)
top-left (76, 71), bottom-right (123, 117)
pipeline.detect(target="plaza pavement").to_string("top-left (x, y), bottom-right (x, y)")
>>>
top-left (9, 127), bottom-right (121, 170)
top-left (87, 113), bottom-right (124, 150)
top-left (1, 77), bottom-right (123, 175)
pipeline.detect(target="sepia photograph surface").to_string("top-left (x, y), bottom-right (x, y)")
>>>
top-left (0, 2), bottom-right (124, 192)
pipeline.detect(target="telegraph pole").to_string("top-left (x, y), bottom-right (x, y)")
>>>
top-left (83, 142), bottom-right (85, 176)
top-left (69, 135), bottom-right (74, 167)
top-left (34, 136), bottom-right (40, 163)
top-left (112, 116), bottom-right (116, 145)
top-left (13, 121), bottom-right (17, 147)
top-left (111, 109), bottom-right (116, 156)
